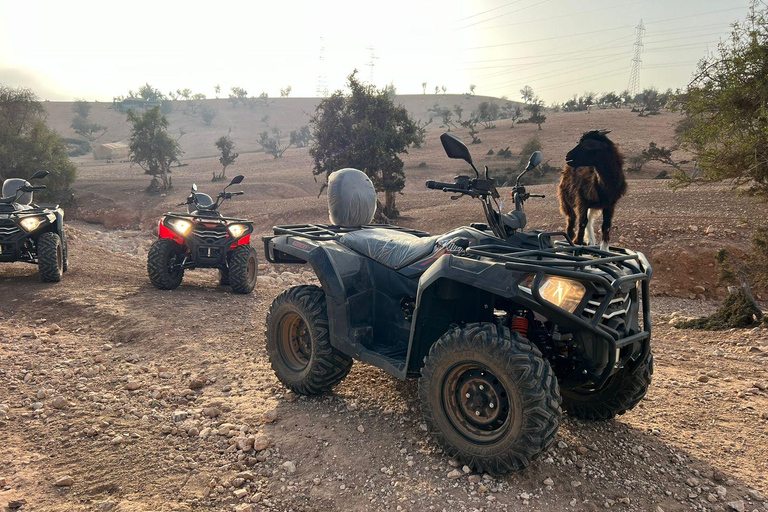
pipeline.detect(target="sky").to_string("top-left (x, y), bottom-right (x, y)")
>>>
top-left (0, 0), bottom-right (752, 104)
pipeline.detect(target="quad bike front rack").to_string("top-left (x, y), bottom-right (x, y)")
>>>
top-left (467, 233), bottom-right (652, 389)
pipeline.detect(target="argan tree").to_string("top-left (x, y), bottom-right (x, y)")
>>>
top-left (675, 1), bottom-right (768, 196)
top-left (214, 131), bottom-right (238, 181)
top-left (0, 86), bottom-right (76, 202)
top-left (127, 107), bottom-right (182, 192)
top-left (72, 99), bottom-right (91, 118)
top-left (525, 98), bottom-right (547, 130)
top-left (309, 71), bottom-right (419, 218)
top-left (257, 127), bottom-right (292, 158)
top-left (280, 86), bottom-right (292, 97)
top-left (70, 98), bottom-right (107, 142)
top-left (520, 85), bottom-right (534, 104)
top-left (70, 115), bottom-right (108, 142)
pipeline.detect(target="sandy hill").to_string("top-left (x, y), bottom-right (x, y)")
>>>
top-left (45, 95), bottom-right (521, 160)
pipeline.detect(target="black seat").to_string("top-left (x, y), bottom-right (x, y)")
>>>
top-left (339, 228), bottom-right (439, 270)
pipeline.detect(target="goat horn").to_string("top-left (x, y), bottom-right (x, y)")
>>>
top-left (598, 129), bottom-right (612, 134)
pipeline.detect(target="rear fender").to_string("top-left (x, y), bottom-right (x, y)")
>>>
top-left (266, 235), bottom-right (373, 360)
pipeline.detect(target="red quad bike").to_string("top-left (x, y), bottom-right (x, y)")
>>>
top-left (147, 175), bottom-right (258, 293)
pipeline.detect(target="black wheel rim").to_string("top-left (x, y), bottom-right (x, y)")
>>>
top-left (277, 312), bottom-right (311, 372)
top-left (167, 251), bottom-right (181, 278)
top-left (441, 362), bottom-right (512, 444)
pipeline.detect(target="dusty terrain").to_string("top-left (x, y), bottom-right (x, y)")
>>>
top-left (1, 104), bottom-right (768, 511)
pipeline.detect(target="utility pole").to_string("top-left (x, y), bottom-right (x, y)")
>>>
top-left (366, 45), bottom-right (378, 85)
top-left (316, 38), bottom-right (328, 98)
top-left (627, 20), bottom-right (645, 97)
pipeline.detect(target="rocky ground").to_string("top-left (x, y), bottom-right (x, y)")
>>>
top-left (1, 224), bottom-right (767, 512)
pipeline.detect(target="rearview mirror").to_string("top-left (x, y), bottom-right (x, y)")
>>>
top-left (230, 175), bottom-right (244, 185)
top-left (525, 151), bottom-right (543, 170)
top-left (440, 133), bottom-right (472, 165)
top-left (191, 183), bottom-right (198, 192)
top-left (31, 171), bottom-right (49, 180)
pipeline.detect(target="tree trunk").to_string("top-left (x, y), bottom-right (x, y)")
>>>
top-left (383, 190), bottom-right (399, 219)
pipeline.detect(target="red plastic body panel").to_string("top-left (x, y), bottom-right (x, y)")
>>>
top-left (158, 219), bottom-right (186, 245)
top-left (231, 234), bottom-right (251, 248)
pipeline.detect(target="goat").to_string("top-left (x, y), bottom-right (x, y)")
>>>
top-left (558, 129), bottom-right (626, 250)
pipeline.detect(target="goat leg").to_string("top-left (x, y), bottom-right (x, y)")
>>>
top-left (575, 204), bottom-right (588, 245)
top-left (586, 208), bottom-right (601, 246)
top-left (600, 205), bottom-right (615, 251)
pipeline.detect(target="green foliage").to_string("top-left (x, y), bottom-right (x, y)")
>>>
top-left (524, 99), bottom-right (547, 130)
top-left (309, 70), bottom-right (420, 218)
top-left (289, 125), bottom-right (312, 148)
top-left (138, 83), bottom-right (166, 102)
top-left (70, 115), bottom-right (107, 142)
top-left (126, 107), bottom-right (182, 192)
top-left (0, 86), bottom-right (76, 202)
top-left (214, 132), bottom-right (238, 181)
top-left (384, 82), bottom-right (397, 101)
top-left (229, 87), bottom-right (248, 107)
top-left (492, 137), bottom-right (558, 185)
top-left (675, 289), bottom-right (762, 330)
top-left (628, 142), bottom-right (686, 176)
top-left (280, 85), bottom-right (292, 97)
top-left (716, 228), bottom-right (768, 289)
top-left (520, 86), bottom-right (534, 104)
top-left (475, 101), bottom-right (500, 129)
top-left (428, 104), bottom-right (456, 130)
top-left (201, 105), bottom-right (218, 125)
top-left (501, 102), bottom-right (523, 124)
top-left (72, 99), bottom-right (91, 118)
top-left (675, 2), bottom-right (768, 197)
top-left (257, 127), bottom-right (292, 158)
top-left (633, 87), bottom-right (671, 115)
top-left (412, 118), bottom-right (433, 149)
top-left (61, 138), bottom-right (91, 157)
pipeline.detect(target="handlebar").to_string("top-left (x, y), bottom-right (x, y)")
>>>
top-left (530, 194), bottom-right (546, 198)
top-left (22, 185), bottom-right (46, 192)
top-left (426, 180), bottom-right (458, 190)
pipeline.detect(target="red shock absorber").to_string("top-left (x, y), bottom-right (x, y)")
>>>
top-left (511, 315), bottom-right (529, 338)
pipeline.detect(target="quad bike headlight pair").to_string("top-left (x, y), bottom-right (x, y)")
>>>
top-left (227, 224), bottom-right (248, 237)
top-left (168, 218), bottom-right (192, 235)
top-left (20, 216), bottom-right (45, 232)
top-left (520, 274), bottom-right (586, 313)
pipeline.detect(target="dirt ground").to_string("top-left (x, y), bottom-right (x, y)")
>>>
top-left (2, 106), bottom-right (768, 511)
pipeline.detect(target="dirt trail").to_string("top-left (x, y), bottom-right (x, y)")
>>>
top-left (1, 222), bottom-right (767, 512)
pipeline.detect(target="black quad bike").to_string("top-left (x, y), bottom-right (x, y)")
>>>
top-left (263, 134), bottom-right (652, 473)
top-left (147, 175), bottom-right (258, 293)
top-left (0, 171), bottom-right (68, 282)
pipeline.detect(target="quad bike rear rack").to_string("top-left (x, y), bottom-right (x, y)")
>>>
top-left (467, 231), bottom-right (652, 388)
top-left (270, 223), bottom-right (431, 240)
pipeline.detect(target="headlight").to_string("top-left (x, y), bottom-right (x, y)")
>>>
top-left (168, 219), bottom-right (192, 235)
top-left (520, 274), bottom-right (586, 313)
top-left (20, 216), bottom-right (43, 232)
top-left (228, 224), bottom-right (247, 237)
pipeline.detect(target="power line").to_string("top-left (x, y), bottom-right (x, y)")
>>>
top-left (451, 0), bottom-right (526, 24)
top-left (476, 0), bottom-right (649, 31)
top-left (454, 0), bottom-right (551, 31)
